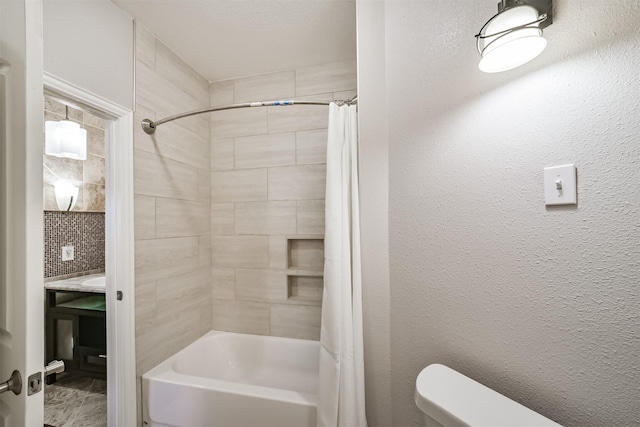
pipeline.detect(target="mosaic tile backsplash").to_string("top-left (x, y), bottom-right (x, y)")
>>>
top-left (44, 211), bottom-right (105, 278)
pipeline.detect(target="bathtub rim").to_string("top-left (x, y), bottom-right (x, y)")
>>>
top-left (142, 329), bottom-right (320, 406)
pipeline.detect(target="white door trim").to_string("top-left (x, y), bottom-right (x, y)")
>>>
top-left (43, 72), bottom-right (137, 427)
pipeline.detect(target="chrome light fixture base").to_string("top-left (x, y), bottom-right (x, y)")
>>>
top-left (498, 0), bottom-right (552, 28)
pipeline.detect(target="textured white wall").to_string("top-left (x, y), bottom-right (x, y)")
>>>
top-left (43, 0), bottom-right (134, 110)
top-left (381, 0), bottom-right (640, 426)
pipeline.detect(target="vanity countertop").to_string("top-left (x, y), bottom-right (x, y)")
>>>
top-left (45, 273), bottom-right (106, 294)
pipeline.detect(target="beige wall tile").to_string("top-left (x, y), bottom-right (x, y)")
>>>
top-left (135, 281), bottom-right (157, 335)
top-left (155, 42), bottom-right (209, 105)
top-left (134, 33), bottom-right (212, 390)
top-left (43, 185), bottom-right (57, 211)
top-left (84, 155), bottom-right (105, 185)
top-left (43, 166), bottom-right (57, 187)
top-left (268, 165), bottom-right (326, 201)
top-left (236, 269), bottom-right (287, 303)
top-left (136, 59), bottom-right (205, 119)
top-left (212, 268), bottom-right (236, 300)
top-left (44, 97), bottom-right (67, 116)
top-left (199, 235), bottom-right (211, 267)
top-left (135, 237), bottom-right (199, 283)
top-left (136, 308), bottom-right (202, 375)
top-left (198, 168), bottom-right (211, 203)
top-left (136, 60), bottom-right (191, 117)
top-left (334, 89), bottom-right (357, 101)
top-left (296, 129), bottom-right (328, 165)
top-left (135, 116), bottom-right (209, 170)
top-left (211, 299), bottom-right (270, 335)
top-left (211, 235), bottom-right (269, 268)
top-left (211, 203), bottom-right (234, 235)
top-left (135, 23), bottom-right (156, 68)
top-left (156, 121), bottom-right (210, 170)
top-left (267, 95), bottom-right (331, 134)
top-left (297, 200), bottom-right (325, 235)
top-left (211, 138), bottom-right (234, 171)
top-left (134, 149), bottom-right (199, 201)
top-left (235, 201), bottom-right (296, 235)
top-left (83, 183), bottom-right (105, 212)
top-left (211, 107), bottom-right (268, 139)
top-left (233, 71), bottom-right (295, 103)
top-left (44, 155), bottom-right (83, 182)
top-left (269, 236), bottom-right (287, 269)
top-left (295, 60), bottom-right (357, 96)
top-left (83, 111), bottom-right (105, 130)
top-left (134, 195), bottom-right (156, 240)
top-left (44, 110), bottom-right (65, 125)
top-left (211, 168), bottom-right (267, 202)
top-left (235, 133), bottom-right (295, 169)
top-left (156, 267), bottom-right (211, 318)
top-left (270, 304), bottom-right (321, 340)
top-left (155, 198), bottom-right (209, 238)
top-left (210, 80), bottom-right (234, 107)
top-left (86, 125), bottom-right (106, 157)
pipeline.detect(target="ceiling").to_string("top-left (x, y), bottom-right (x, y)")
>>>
top-left (112, 0), bottom-right (357, 82)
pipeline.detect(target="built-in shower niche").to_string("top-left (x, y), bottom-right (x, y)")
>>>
top-left (286, 237), bottom-right (324, 306)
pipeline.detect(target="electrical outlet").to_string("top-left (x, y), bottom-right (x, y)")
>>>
top-left (61, 245), bottom-right (74, 261)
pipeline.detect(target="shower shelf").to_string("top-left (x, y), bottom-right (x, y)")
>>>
top-left (285, 236), bottom-right (324, 305)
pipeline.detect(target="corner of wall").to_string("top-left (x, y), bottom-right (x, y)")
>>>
top-left (356, 1), bottom-right (392, 425)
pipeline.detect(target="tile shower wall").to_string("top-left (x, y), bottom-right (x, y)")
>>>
top-left (43, 96), bottom-right (106, 212)
top-left (44, 211), bottom-right (105, 278)
top-left (133, 24), bottom-right (212, 377)
top-left (209, 61), bottom-right (357, 340)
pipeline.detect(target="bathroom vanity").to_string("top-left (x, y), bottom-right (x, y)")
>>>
top-left (45, 274), bottom-right (107, 382)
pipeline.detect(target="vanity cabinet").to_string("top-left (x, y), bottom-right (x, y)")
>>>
top-left (45, 289), bottom-right (106, 382)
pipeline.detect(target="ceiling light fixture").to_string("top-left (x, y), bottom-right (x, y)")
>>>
top-left (45, 105), bottom-right (87, 160)
top-left (475, 0), bottom-right (552, 73)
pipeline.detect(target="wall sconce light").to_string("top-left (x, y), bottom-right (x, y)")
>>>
top-left (475, 0), bottom-right (553, 73)
top-left (54, 180), bottom-right (79, 211)
top-left (45, 105), bottom-right (87, 160)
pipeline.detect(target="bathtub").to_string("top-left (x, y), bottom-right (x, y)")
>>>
top-left (142, 330), bottom-right (320, 427)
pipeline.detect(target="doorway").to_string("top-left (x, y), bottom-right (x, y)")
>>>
top-left (43, 74), bottom-right (137, 426)
top-left (42, 93), bottom-right (108, 426)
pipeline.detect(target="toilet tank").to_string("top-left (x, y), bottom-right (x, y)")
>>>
top-left (415, 364), bottom-right (562, 427)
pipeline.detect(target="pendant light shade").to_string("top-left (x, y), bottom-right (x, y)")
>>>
top-left (45, 106), bottom-right (87, 160)
top-left (476, 1), bottom-right (552, 73)
top-left (54, 180), bottom-right (79, 211)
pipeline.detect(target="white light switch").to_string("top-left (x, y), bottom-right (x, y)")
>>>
top-left (544, 164), bottom-right (577, 205)
top-left (61, 245), bottom-right (74, 261)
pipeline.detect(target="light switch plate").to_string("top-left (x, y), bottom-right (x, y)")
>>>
top-left (544, 164), bottom-right (577, 205)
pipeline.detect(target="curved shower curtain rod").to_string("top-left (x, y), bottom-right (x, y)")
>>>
top-left (141, 94), bottom-right (358, 135)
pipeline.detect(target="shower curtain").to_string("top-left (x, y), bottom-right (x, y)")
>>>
top-left (317, 103), bottom-right (367, 427)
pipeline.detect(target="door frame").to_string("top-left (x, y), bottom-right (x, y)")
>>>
top-left (43, 72), bottom-right (136, 426)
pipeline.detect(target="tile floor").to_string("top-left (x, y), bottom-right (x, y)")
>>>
top-left (44, 373), bottom-right (106, 427)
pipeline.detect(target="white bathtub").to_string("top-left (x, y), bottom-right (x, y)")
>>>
top-left (142, 330), bottom-right (320, 427)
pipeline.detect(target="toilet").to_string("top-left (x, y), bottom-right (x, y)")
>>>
top-left (415, 364), bottom-right (562, 427)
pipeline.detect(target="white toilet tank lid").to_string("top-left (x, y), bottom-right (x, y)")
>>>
top-left (415, 364), bottom-right (562, 427)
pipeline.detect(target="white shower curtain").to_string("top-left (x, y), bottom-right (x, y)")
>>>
top-left (317, 103), bottom-right (367, 427)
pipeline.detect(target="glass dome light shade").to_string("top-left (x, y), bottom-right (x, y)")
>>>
top-left (54, 180), bottom-right (79, 211)
top-left (478, 4), bottom-right (547, 73)
top-left (45, 120), bottom-right (87, 160)
top-left (479, 28), bottom-right (547, 73)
